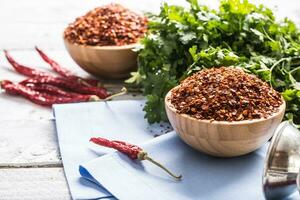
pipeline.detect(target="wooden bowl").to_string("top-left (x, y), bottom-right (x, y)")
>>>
top-left (165, 88), bottom-right (286, 157)
top-left (64, 39), bottom-right (137, 79)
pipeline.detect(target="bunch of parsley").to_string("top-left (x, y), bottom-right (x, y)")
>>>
top-left (127, 0), bottom-right (300, 128)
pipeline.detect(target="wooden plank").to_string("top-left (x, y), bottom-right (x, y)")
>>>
top-left (0, 94), bottom-right (142, 167)
top-left (7, 0), bottom-right (300, 50)
top-left (0, 0), bottom-right (300, 50)
top-left (0, 167), bottom-right (71, 200)
top-left (0, 0), bottom-right (185, 50)
top-left (0, 0), bottom-right (165, 24)
top-left (0, 119), bottom-right (60, 166)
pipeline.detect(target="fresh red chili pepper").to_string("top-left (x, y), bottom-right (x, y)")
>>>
top-left (90, 137), bottom-right (182, 180)
top-left (1, 80), bottom-right (99, 106)
top-left (26, 84), bottom-right (83, 98)
top-left (35, 47), bottom-right (101, 87)
top-left (4, 50), bottom-right (50, 78)
top-left (20, 76), bottom-right (109, 99)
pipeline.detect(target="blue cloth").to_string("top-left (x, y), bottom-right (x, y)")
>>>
top-left (80, 132), bottom-right (267, 200)
top-left (53, 100), bottom-right (169, 199)
top-left (54, 100), bottom-right (296, 200)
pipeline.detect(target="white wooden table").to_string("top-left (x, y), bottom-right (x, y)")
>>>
top-left (0, 0), bottom-right (299, 199)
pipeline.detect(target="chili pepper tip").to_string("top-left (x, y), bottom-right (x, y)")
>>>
top-left (0, 80), bottom-right (13, 87)
top-left (35, 46), bottom-right (43, 53)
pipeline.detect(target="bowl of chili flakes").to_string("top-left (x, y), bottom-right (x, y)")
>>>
top-left (63, 4), bottom-right (148, 79)
top-left (165, 67), bottom-right (286, 157)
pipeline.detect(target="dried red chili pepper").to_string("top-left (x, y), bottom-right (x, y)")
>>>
top-left (28, 83), bottom-right (126, 102)
top-left (0, 80), bottom-right (100, 106)
top-left (26, 84), bottom-right (83, 98)
top-left (21, 76), bottom-right (109, 99)
top-left (4, 50), bottom-right (50, 78)
top-left (5, 49), bottom-right (103, 89)
top-left (90, 137), bottom-right (182, 180)
top-left (2, 50), bottom-right (127, 104)
top-left (35, 47), bottom-right (101, 87)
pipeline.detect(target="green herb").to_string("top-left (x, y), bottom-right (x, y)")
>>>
top-left (127, 0), bottom-right (300, 128)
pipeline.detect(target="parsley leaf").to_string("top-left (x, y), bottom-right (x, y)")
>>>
top-left (128, 0), bottom-right (300, 128)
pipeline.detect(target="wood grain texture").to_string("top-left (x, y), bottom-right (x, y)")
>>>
top-left (64, 40), bottom-right (137, 79)
top-left (165, 91), bottom-right (286, 157)
top-left (1, 0), bottom-right (299, 50)
top-left (0, 167), bottom-right (71, 200)
top-left (0, 0), bottom-right (187, 50)
top-left (0, 119), bottom-right (59, 166)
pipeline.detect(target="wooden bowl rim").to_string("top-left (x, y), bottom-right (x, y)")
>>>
top-left (63, 38), bottom-right (138, 50)
top-left (165, 88), bottom-right (286, 125)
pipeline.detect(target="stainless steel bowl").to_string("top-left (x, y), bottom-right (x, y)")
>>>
top-left (263, 121), bottom-right (300, 199)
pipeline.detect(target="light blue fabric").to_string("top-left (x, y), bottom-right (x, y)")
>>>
top-left (53, 100), bottom-right (169, 199)
top-left (54, 100), bottom-right (297, 200)
top-left (80, 131), bottom-right (268, 200)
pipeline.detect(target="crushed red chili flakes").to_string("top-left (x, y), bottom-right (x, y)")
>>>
top-left (64, 4), bottom-right (148, 46)
top-left (169, 67), bottom-right (283, 121)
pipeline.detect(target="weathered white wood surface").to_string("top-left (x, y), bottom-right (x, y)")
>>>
top-left (0, 0), bottom-right (188, 50)
top-left (0, 168), bottom-right (71, 200)
top-left (0, 0), bottom-right (300, 199)
top-left (1, 0), bottom-right (299, 50)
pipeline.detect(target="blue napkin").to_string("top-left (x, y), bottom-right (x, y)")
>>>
top-left (53, 100), bottom-right (170, 199)
top-left (80, 131), bottom-right (268, 200)
top-left (54, 100), bottom-right (298, 200)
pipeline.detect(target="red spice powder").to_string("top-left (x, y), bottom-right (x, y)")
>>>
top-left (169, 67), bottom-right (283, 121)
top-left (64, 4), bottom-right (148, 46)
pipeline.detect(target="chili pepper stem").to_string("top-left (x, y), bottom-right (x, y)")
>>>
top-left (137, 151), bottom-right (182, 181)
top-left (89, 95), bottom-right (100, 101)
top-left (104, 87), bottom-right (127, 101)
